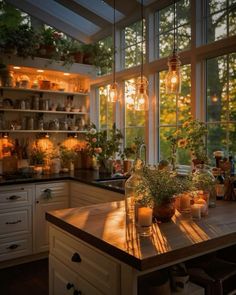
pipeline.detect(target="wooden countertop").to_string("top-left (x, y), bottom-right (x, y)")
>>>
top-left (46, 200), bottom-right (236, 271)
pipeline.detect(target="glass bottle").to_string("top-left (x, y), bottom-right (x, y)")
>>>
top-left (215, 168), bottom-right (225, 200)
top-left (125, 158), bottom-right (144, 222)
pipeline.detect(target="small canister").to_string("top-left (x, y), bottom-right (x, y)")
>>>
top-left (28, 117), bottom-right (34, 130)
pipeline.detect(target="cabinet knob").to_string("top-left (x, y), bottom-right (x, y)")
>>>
top-left (7, 244), bottom-right (19, 250)
top-left (66, 283), bottom-right (74, 290)
top-left (7, 195), bottom-right (21, 200)
top-left (71, 252), bottom-right (82, 263)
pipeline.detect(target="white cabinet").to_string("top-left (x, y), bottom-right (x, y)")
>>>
top-left (50, 255), bottom-right (103, 295)
top-left (49, 226), bottom-right (120, 295)
top-left (34, 181), bottom-right (69, 253)
top-left (0, 184), bottom-right (34, 262)
top-left (70, 181), bottom-right (124, 208)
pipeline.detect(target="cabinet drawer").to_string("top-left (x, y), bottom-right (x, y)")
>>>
top-left (0, 207), bottom-right (31, 237)
top-left (0, 234), bottom-right (32, 262)
top-left (50, 255), bottom-right (103, 295)
top-left (0, 185), bottom-right (33, 209)
top-left (36, 182), bottom-right (69, 203)
top-left (50, 226), bottom-right (120, 295)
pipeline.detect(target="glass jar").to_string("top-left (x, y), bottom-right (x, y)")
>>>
top-left (125, 158), bottom-right (144, 222)
top-left (192, 164), bottom-right (216, 207)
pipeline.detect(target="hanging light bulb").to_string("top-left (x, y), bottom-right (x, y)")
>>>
top-left (108, 0), bottom-right (118, 103)
top-left (134, 0), bottom-right (149, 111)
top-left (165, 0), bottom-right (181, 94)
top-left (135, 76), bottom-right (149, 111)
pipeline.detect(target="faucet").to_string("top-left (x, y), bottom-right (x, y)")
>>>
top-left (139, 144), bottom-right (147, 164)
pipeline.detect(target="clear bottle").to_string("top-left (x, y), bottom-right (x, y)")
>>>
top-left (124, 158), bottom-right (144, 222)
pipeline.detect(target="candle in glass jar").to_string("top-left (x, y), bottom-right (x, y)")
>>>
top-left (190, 204), bottom-right (201, 220)
top-left (138, 207), bottom-right (153, 226)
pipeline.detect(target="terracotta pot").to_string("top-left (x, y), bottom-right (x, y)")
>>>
top-left (153, 198), bottom-right (176, 222)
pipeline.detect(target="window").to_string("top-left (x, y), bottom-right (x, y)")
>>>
top-left (158, 64), bottom-right (191, 164)
top-left (206, 0), bottom-right (236, 43)
top-left (99, 85), bottom-right (114, 131)
top-left (96, 36), bottom-right (113, 76)
top-left (124, 78), bottom-right (145, 146)
top-left (206, 53), bottom-right (236, 157)
top-left (122, 20), bottom-right (146, 69)
top-left (156, 0), bottom-right (191, 59)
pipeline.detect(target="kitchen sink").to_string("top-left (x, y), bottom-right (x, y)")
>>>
top-left (94, 177), bottom-right (127, 190)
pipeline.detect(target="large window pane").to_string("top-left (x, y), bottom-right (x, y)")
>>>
top-left (206, 53), bottom-right (236, 158)
top-left (207, 0), bottom-right (236, 43)
top-left (122, 20), bottom-right (145, 69)
top-left (159, 64), bottom-right (191, 164)
top-left (156, 0), bottom-right (191, 59)
top-left (124, 78), bottom-right (145, 146)
top-left (99, 85), bottom-right (113, 130)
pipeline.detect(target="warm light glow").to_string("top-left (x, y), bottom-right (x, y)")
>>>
top-left (134, 76), bottom-right (149, 111)
top-left (63, 73), bottom-right (70, 76)
top-left (211, 94), bottom-right (218, 102)
top-left (108, 83), bottom-right (118, 103)
top-left (166, 51), bottom-right (181, 94)
top-left (13, 66), bottom-right (21, 69)
top-left (37, 69), bottom-right (44, 73)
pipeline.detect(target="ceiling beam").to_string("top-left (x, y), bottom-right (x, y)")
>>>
top-left (55, 0), bottom-right (111, 28)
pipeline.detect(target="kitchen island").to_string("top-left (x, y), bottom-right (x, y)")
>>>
top-left (46, 200), bottom-right (236, 294)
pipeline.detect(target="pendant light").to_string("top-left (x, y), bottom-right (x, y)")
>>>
top-left (165, 0), bottom-right (181, 94)
top-left (108, 0), bottom-right (118, 103)
top-left (134, 0), bottom-right (149, 111)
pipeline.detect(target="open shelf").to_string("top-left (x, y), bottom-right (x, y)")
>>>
top-left (0, 86), bottom-right (89, 96)
top-left (0, 108), bottom-right (88, 115)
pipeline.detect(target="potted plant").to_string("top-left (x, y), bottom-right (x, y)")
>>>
top-left (138, 165), bottom-right (192, 222)
top-left (59, 146), bottom-right (77, 172)
top-left (29, 145), bottom-right (46, 175)
top-left (85, 123), bottom-right (123, 174)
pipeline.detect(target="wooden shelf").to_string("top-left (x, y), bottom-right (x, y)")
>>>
top-left (0, 86), bottom-right (89, 96)
top-left (0, 108), bottom-right (88, 115)
top-left (0, 130), bottom-right (87, 133)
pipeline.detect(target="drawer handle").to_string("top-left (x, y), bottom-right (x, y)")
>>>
top-left (66, 283), bottom-right (74, 290)
top-left (7, 195), bottom-right (21, 201)
top-left (66, 283), bottom-right (82, 295)
top-left (71, 252), bottom-right (82, 263)
top-left (7, 244), bottom-right (19, 250)
top-left (6, 220), bottom-right (22, 225)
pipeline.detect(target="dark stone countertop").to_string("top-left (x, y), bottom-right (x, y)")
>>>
top-left (0, 169), bottom-right (126, 194)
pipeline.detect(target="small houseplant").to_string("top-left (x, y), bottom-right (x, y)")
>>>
top-left (138, 165), bottom-right (192, 222)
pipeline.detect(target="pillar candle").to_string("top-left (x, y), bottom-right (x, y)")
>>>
top-left (191, 204), bottom-right (201, 220)
top-left (137, 207), bottom-right (153, 226)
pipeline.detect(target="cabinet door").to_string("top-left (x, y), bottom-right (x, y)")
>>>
top-left (49, 255), bottom-right (103, 295)
top-left (70, 181), bottom-right (124, 208)
top-left (35, 182), bottom-right (69, 253)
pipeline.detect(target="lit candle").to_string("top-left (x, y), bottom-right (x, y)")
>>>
top-left (191, 204), bottom-right (201, 220)
top-left (138, 207), bottom-right (153, 226)
top-left (180, 193), bottom-right (191, 213)
top-left (195, 198), bottom-right (208, 216)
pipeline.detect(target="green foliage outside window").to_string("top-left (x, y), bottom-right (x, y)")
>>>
top-left (206, 53), bottom-right (236, 160)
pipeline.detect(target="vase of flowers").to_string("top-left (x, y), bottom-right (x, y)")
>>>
top-left (85, 123), bottom-right (123, 175)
